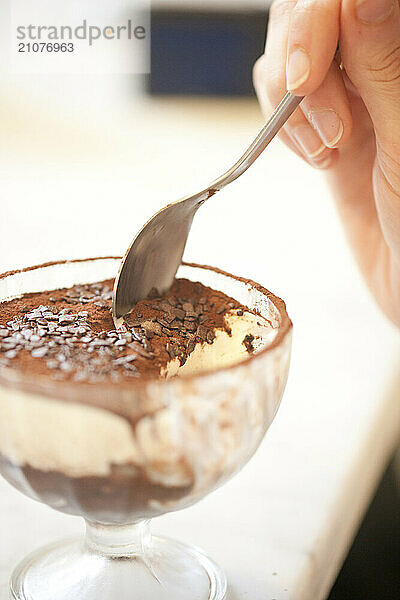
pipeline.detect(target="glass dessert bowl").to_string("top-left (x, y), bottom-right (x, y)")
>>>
top-left (0, 257), bottom-right (292, 600)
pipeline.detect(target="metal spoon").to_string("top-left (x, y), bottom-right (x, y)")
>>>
top-left (112, 91), bottom-right (303, 328)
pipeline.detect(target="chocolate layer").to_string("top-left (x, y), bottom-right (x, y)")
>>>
top-left (0, 454), bottom-right (191, 522)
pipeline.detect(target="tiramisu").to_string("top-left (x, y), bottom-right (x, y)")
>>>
top-left (0, 272), bottom-right (278, 522)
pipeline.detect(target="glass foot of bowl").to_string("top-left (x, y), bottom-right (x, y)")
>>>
top-left (9, 522), bottom-right (227, 600)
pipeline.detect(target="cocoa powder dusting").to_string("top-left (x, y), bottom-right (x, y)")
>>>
top-left (0, 278), bottom-right (251, 384)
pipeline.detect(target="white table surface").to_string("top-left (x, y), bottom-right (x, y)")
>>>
top-left (0, 76), bottom-right (399, 600)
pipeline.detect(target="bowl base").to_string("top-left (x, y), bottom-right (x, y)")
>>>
top-left (9, 535), bottom-right (227, 600)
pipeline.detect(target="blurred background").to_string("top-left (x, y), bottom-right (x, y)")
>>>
top-left (0, 1), bottom-right (398, 599)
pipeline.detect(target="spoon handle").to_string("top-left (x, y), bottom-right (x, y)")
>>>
top-left (209, 92), bottom-right (303, 192)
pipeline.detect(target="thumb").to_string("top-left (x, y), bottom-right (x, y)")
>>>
top-left (340, 0), bottom-right (400, 265)
top-left (341, 0), bottom-right (400, 150)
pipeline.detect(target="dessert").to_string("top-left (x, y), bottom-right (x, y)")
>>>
top-left (0, 273), bottom-right (276, 521)
top-left (2, 259), bottom-right (292, 600)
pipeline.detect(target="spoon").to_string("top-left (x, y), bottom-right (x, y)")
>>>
top-left (112, 91), bottom-right (303, 328)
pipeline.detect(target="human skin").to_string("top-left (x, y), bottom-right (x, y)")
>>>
top-left (253, 0), bottom-right (400, 327)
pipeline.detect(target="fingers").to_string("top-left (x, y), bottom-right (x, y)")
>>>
top-left (300, 61), bottom-right (353, 148)
top-left (289, 114), bottom-right (333, 168)
top-left (254, 30), bottom-right (352, 168)
top-left (340, 0), bottom-right (400, 264)
top-left (255, 0), bottom-right (331, 167)
top-left (254, 54), bottom-right (335, 169)
top-left (286, 0), bottom-right (341, 94)
top-left (254, 0), bottom-right (323, 165)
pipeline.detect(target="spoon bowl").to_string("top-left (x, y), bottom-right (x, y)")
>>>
top-left (113, 197), bottom-right (199, 328)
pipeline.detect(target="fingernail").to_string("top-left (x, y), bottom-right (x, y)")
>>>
top-left (292, 124), bottom-right (326, 159)
top-left (314, 156), bottom-right (333, 169)
top-left (356, 0), bottom-right (394, 23)
top-left (286, 48), bottom-right (311, 91)
top-left (309, 109), bottom-right (344, 147)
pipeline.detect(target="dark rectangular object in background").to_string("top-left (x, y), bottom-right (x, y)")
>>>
top-left (150, 10), bottom-right (268, 96)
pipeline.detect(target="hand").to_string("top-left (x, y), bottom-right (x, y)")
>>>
top-left (253, 0), bottom-right (400, 327)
